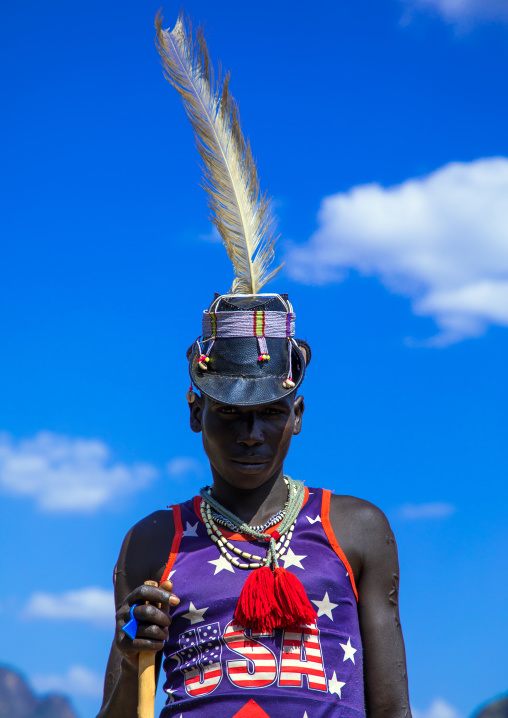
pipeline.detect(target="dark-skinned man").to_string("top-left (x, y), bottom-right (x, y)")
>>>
top-left (97, 295), bottom-right (412, 718)
top-left (97, 14), bottom-right (412, 718)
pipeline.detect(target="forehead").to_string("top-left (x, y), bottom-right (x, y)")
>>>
top-left (205, 395), bottom-right (295, 412)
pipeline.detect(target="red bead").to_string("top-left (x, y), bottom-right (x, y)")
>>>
top-left (272, 530), bottom-right (280, 540)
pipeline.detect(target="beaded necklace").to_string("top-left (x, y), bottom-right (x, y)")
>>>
top-left (199, 475), bottom-right (303, 571)
top-left (211, 507), bottom-right (286, 534)
top-left (207, 476), bottom-right (290, 536)
top-left (199, 476), bottom-right (316, 632)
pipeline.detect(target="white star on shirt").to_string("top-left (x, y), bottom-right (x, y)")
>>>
top-left (340, 637), bottom-right (357, 663)
top-left (183, 601), bottom-right (209, 624)
top-left (303, 713), bottom-right (309, 718)
top-left (182, 521), bottom-right (199, 537)
top-left (306, 515), bottom-right (321, 524)
top-left (208, 554), bottom-right (235, 574)
top-left (312, 591), bottom-right (338, 620)
top-left (328, 671), bottom-right (346, 698)
top-left (280, 547), bottom-right (306, 569)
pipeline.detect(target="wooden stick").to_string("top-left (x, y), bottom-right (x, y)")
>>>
top-left (138, 580), bottom-right (159, 718)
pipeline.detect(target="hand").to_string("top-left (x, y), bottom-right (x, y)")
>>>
top-left (115, 580), bottom-right (180, 668)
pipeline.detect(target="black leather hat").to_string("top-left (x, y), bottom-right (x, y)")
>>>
top-left (188, 293), bottom-right (307, 405)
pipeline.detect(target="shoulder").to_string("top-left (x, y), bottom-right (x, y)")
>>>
top-left (329, 493), bottom-right (392, 533)
top-left (326, 493), bottom-right (396, 582)
top-left (114, 509), bottom-right (176, 605)
top-left (123, 509), bottom-right (176, 550)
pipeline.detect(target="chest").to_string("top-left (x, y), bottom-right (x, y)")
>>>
top-left (159, 489), bottom-right (365, 717)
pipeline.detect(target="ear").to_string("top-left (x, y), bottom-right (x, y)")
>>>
top-left (293, 395), bottom-right (305, 435)
top-left (296, 340), bottom-right (311, 367)
top-left (189, 394), bottom-right (204, 433)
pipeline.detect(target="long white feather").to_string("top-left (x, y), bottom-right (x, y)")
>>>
top-left (155, 12), bottom-right (283, 294)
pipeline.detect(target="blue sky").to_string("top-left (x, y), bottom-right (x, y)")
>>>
top-left (1, 1), bottom-right (507, 717)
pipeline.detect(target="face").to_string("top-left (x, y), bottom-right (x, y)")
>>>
top-left (190, 394), bottom-right (304, 490)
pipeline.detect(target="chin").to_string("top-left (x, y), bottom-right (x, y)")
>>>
top-left (225, 467), bottom-right (273, 488)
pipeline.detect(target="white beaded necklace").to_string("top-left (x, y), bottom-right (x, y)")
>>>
top-left (199, 476), bottom-right (304, 571)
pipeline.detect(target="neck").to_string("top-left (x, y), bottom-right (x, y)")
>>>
top-left (209, 467), bottom-right (287, 526)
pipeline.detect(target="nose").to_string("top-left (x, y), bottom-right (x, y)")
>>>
top-left (236, 413), bottom-right (265, 447)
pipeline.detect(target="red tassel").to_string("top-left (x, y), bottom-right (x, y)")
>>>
top-left (234, 566), bottom-right (317, 632)
top-left (234, 567), bottom-right (277, 632)
top-left (273, 567), bottom-right (317, 629)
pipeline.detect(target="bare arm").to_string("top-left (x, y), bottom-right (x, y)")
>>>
top-left (330, 496), bottom-right (412, 718)
top-left (97, 511), bottom-right (178, 718)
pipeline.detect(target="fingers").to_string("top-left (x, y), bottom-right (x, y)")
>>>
top-left (160, 579), bottom-right (180, 604)
top-left (116, 606), bottom-right (168, 655)
top-left (116, 580), bottom-right (180, 658)
top-left (126, 582), bottom-right (180, 611)
top-left (158, 580), bottom-right (181, 612)
top-left (135, 601), bottom-right (171, 627)
top-left (130, 583), bottom-right (173, 607)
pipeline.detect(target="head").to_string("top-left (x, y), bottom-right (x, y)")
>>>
top-left (189, 391), bottom-right (305, 491)
top-left (185, 292), bottom-right (310, 489)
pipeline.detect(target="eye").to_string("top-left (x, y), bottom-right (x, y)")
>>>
top-left (217, 406), bottom-right (238, 415)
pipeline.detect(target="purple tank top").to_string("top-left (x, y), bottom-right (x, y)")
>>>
top-left (160, 487), bottom-right (365, 718)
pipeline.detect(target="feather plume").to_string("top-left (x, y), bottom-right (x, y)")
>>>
top-left (155, 12), bottom-right (283, 294)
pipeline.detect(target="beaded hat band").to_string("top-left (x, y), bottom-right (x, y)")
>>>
top-left (202, 309), bottom-right (295, 343)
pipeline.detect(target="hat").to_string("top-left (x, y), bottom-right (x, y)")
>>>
top-left (189, 293), bottom-right (306, 405)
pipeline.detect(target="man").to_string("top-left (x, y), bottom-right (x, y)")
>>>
top-left (98, 14), bottom-right (412, 718)
top-left (97, 295), bottom-right (411, 718)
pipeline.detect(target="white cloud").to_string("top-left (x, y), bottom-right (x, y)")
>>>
top-left (31, 665), bottom-right (103, 698)
top-left (397, 502), bottom-right (457, 520)
top-left (413, 698), bottom-right (462, 718)
top-left (166, 456), bottom-right (205, 481)
top-left (0, 431), bottom-right (157, 512)
top-left (199, 226), bottom-right (222, 243)
top-left (401, 0), bottom-right (508, 25)
top-left (25, 587), bottom-right (114, 627)
top-left (287, 158), bottom-right (508, 345)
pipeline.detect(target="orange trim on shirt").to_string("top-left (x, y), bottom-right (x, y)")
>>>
top-left (160, 504), bottom-right (183, 583)
top-left (321, 489), bottom-right (359, 602)
top-left (193, 486), bottom-right (310, 542)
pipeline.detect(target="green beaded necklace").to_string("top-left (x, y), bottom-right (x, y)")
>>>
top-left (199, 475), bottom-right (305, 572)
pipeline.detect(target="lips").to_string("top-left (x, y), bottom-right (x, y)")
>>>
top-left (230, 457), bottom-right (269, 465)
